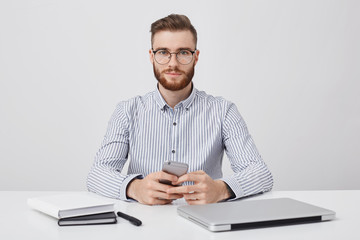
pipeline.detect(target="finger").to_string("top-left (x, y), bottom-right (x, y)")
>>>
top-left (146, 181), bottom-right (184, 199)
top-left (153, 180), bottom-right (180, 193)
top-left (176, 173), bottom-right (204, 184)
top-left (188, 170), bottom-right (206, 175)
top-left (156, 195), bottom-right (184, 201)
top-left (166, 184), bottom-right (198, 194)
top-left (155, 191), bottom-right (184, 200)
top-left (185, 199), bottom-right (206, 205)
top-left (183, 192), bottom-right (204, 201)
top-left (155, 171), bottom-right (179, 182)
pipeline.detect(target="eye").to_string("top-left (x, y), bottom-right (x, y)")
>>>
top-left (157, 50), bottom-right (168, 55)
top-left (179, 50), bottom-right (190, 56)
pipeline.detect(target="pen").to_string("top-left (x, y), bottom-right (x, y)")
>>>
top-left (117, 211), bottom-right (142, 226)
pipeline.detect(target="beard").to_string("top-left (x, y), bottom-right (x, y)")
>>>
top-left (153, 64), bottom-right (195, 91)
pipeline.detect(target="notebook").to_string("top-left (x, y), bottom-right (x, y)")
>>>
top-left (58, 212), bottom-right (117, 226)
top-left (27, 192), bottom-right (115, 219)
top-left (177, 198), bottom-right (336, 232)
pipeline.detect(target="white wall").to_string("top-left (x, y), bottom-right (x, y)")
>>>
top-left (0, 0), bottom-right (359, 191)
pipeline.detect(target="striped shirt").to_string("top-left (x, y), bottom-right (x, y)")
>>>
top-left (87, 86), bottom-right (273, 201)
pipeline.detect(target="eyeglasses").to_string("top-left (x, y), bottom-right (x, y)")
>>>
top-left (152, 49), bottom-right (197, 65)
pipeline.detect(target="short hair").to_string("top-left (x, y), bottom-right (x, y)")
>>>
top-left (150, 14), bottom-right (198, 48)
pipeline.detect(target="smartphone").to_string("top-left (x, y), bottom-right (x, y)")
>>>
top-left (159, 161), bottom-right (188, 185)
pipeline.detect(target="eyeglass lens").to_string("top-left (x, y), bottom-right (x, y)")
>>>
top-left (154, 50), bottom-right (194, 65)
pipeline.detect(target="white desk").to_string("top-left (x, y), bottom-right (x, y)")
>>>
top-left (0, 190), bottom-right (359, 239)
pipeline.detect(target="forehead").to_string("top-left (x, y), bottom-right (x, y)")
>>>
top-left (152, 30), bottom-right (196, 50)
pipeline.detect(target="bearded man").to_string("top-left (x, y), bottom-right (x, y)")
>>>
top-left (87, 14), bottom-right (273, 205)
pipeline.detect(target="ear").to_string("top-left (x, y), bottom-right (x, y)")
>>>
top-left (149, 49), bottom-right (154, 64)
top-left (194, 49), bottom-right (200, 66)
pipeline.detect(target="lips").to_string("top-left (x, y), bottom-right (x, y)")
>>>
top-left (165, 72), bottom-right (182, 75)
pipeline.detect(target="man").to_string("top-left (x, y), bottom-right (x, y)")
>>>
top-left (87, 14), bottom-right (273, 205)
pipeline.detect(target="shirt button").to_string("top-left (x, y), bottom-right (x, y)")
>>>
top-left (172, 150), bottom-right (175, 154)
top-left (173, 122), bottom-right (177, 126)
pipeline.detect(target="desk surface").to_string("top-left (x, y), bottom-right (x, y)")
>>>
top-left (1, 190), bottom-right (359, 239)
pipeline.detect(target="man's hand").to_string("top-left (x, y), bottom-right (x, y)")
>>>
top-left (167, 170), bottom-right (231, 205)
top-left (126, 171), bottom-right (184, 205)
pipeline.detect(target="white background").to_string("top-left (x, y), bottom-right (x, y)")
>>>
top-left (0, 0), bottom-right (359, 191)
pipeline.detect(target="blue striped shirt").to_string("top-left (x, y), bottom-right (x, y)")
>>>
top-left (87, 86), bottom-right (273, 201)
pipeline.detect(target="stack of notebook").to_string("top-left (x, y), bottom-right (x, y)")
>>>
top-left (27, 192), bottom-right (117, 226)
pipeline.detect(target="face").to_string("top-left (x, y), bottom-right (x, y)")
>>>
top-left (150, 30), bottom-right (199, 91)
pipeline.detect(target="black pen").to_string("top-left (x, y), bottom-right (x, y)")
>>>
top-left (117, 211), bottom-right (142, 226)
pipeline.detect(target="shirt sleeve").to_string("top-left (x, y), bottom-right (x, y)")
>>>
top-left (220, 102), bottom-right (273, 200)
top-left (87, 102), bottom-right (142, 201)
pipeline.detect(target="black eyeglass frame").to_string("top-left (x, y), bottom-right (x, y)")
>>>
top-left (152, 48), bottom-right (197, 65)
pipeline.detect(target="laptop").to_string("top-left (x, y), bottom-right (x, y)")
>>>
top-left (177, 198), bottom-right (336, 232)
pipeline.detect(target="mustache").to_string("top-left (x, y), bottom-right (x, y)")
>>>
top-left (162, 67), bottom-right (184, 74)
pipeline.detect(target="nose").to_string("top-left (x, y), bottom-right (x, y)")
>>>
top-left (167, 53), bottom-right (179, 67)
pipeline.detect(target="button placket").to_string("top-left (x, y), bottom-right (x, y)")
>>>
top-left (170, 108), bottom-right (180, 161)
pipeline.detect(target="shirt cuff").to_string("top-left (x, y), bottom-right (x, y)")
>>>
top-left (119, 174), bottom-right (143, 201)
top-left (220, 176), bottom-right (244, 201)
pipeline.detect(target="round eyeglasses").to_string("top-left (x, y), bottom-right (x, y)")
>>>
top-left (152, 49), bottom-right (197, 65)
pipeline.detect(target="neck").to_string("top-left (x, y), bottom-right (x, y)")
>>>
top-left (158, 83), bottom-right (192, 108)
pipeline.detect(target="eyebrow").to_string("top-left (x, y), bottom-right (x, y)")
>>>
top-left (153, 47), bottom-right (195, 52)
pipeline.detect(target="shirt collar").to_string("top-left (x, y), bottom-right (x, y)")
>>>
top-left (180, 84), bottom-right (197, 110)
top-left (154, 83), bottom-right (197, 111)
top-left (154, 85), bottom-right (168, 110)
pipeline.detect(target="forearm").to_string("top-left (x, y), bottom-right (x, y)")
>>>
top-left (87, 162), bottom-right (142, 201)
top-left (221, 161), bottom-right (273, 200)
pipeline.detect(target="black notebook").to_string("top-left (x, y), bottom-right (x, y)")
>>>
top-left (58, 212), bottom-right (117, 226)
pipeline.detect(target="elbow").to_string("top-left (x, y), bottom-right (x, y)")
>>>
top-left (263, 168), bottom-right (274, 193)
top-left (86, 167), bottom-right (96, 193)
